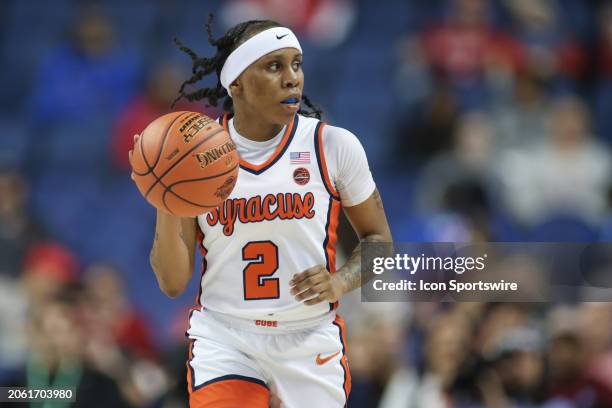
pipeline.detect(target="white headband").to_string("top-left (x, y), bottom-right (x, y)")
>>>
top-left (220, 27), bottom-right (302, 97)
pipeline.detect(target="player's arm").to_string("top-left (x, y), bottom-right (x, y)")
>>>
top-left (129, 134), bottom-right (196, 298)
top-left (149, 212), bottom-right (196, 298)
top-left (336, 188), bottom-right (392, 291)
top-left (290, 189), bottom-right (391, 305)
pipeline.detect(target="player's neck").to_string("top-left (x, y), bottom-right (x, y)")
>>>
top-left (233, 112), bottom-right (284, 142)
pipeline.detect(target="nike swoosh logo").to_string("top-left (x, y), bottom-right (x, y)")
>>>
top-left (276, 34), bottom-right (289, 40)
top-left (316, 351), bottom-right (341, 365)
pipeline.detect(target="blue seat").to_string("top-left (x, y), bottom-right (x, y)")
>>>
top-left (528, 214), bottom-right (600, 242)
top-left (30, 170), bottom-right (100, 251)
top-left (602, 218), bottom-right (612, 242)
top-left (32, 117), bottom-right (112, 174)
top-left (0, 117), bottom-right (29, 168)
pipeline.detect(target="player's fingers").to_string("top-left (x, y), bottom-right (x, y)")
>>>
top-left (290, 273), bottom-right (327, 295)
top-left (129, 134), bottom-right (140, 165)
top-left (294, 283), bottom-right (326, 302)
top-left (290, 265), bottom-right (326, 286)
top-left (290, 267), bottom-right (319, 285)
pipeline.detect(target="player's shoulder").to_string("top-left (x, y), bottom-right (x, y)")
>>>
top-left (321, 123), bottom-right (359, 143)
top-left (297, 114), bottom-right (359, 142)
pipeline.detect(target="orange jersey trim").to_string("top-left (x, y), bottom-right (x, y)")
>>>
top-left (186, 339), bottom-right (195, 393)
top-left (185, 306), bottom-right (203, 393)
top-left (325, 198), bottom-right (341, 311)
top-left (222, 113), bottom-right (297, 174)
top-left (325, 199), bottom-right (341, 274)
top-left (195, 224), bottom-right (207, 306)
top-left (333, 315), bottom-right (352, 402)
top-left (315, 122), bottom-right (340, 200)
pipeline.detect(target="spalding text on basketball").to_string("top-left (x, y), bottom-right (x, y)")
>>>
top-left (193, 141), bottom-right (237, 168)
top-left (206, 192), bottom-right (316, 236)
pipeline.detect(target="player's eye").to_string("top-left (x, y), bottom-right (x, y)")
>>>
top-left (268, 62), bottom-right (281, 71)
top-left (292, 60), bottom-right (302, 71)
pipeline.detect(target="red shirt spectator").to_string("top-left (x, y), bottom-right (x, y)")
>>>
top-left (419, 0), bottom-right (524, 84)
top-left (111, 63), bottom-right (219, 171)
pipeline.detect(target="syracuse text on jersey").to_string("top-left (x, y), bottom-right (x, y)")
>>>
top-left (206, 192), bottom-right (316, 236)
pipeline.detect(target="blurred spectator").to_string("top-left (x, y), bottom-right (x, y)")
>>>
top-left (579, 303), bottom-right (612, 405)
top-left (221, 0), bottom-right (357, 47)
top-left (394, 36), bottom-right (432, 116)
top-left (543, 304), bottom-right (612, 407)
top-left (545, 331), bottom-right (595, 406)
top-left (602, 185), bottom-right (612, 240)
top-left (110, 63), bottom-right (214, 171)
top-left (504, 0), bottom-right (586, 91)
top-left (598, 3), bottom-right (612, 79)
top-left (2, 292), bottom-right (135, 407)
top-left (80, 263), bottom-right (168, 407)
top-left (417, 0), bottom-right (524, 108)
top-left (393, 85), bottom-right (459, 163)
top-left (413, 112), bottom-right (497, 240)
top-left (0, 277), bottom-right (27, 380)
top-left (475, 304), bottom-right (531, 358)
top-left (419, 311), bottom-right (474, 407)
top-left (22, 241), bottom-right (80, 307)
top-left (1, 241), bottom-right (78, 380)
top-left (491, 70), bottom-right (551, 151)
top-left (595, 3), bottom-right (612, 144)
top-left (27, 7), bottom-right (139, 124)
top-left (81, 263), bottom-right (157, 360)
top-left (478, 326), bottom-right (545, 407)
top-left (346, 304), bottom-right (410, 408)
top-left (0, 168), bottom-right (43, 278)
top-left (496, 96), bottom-right (612, 226)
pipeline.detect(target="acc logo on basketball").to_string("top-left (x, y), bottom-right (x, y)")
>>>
top-left (215, 176), bottom-right (236, 199)
top-left (293, 167), bottom-right (310, 185)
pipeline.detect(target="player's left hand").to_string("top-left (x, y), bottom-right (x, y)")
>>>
top-left (290, 265), bottom-right (345, 305)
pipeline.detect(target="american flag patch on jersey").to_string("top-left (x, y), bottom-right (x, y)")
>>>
top-left (290, 151), bottom-right (311, 164)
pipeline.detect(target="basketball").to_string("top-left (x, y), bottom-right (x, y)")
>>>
top-left (131, 111), bottom-right (239, 217)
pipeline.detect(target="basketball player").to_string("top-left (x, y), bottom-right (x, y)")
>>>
top-left (130, 16), bottom-right (392, 408)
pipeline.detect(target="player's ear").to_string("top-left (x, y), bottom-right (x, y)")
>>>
top-left (229, 79), bottom-right (241, 97)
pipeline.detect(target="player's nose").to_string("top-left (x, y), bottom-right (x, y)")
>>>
top-left (281, 67), bottom-right (300, 89)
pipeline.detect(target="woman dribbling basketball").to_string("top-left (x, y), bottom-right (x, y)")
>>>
top-left (130, 15), bottom-right (392, 408)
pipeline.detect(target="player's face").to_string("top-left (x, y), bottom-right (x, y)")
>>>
top-left (234, 48), bottom-right (304, 126)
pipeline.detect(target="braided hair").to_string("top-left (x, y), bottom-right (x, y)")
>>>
top-left (173, 14), bottom-right (322, 119)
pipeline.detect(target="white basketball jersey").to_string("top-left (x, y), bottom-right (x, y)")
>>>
top-left (195, 113), bottom-right (341, 322)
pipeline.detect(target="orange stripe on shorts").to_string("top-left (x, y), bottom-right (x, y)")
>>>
top-left (189, 376), bottom-right (269, 408)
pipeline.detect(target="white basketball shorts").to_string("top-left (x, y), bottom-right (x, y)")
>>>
top-left (185, 307), bottom-right (351, 407)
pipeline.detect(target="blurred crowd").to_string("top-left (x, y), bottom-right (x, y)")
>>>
top-left (391, 0), bottom-right (612, 244)
top-left (1, 0), bottom-right (612, 407)
top-left (346, 302), bottom-right (612, 408)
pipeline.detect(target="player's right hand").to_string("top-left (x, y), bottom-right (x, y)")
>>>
top-left (128, 134), bottom-right (140, 181)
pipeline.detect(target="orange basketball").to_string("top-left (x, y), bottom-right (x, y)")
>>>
top-left (131, 111), bottom-right (239, 217)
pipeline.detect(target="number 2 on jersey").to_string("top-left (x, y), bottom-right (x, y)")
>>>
top-left (242, 241), bottom-right (280, 300)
